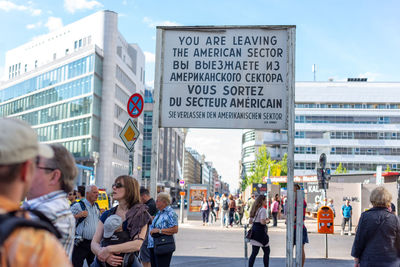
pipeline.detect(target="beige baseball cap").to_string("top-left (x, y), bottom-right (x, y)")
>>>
top-left (0, 118), bottom-right (54, 165)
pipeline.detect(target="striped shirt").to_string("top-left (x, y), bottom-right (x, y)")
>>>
top-left (22, 190), bottom-right (76, 259)
top-left (70, 198), bottom-right (100, 240)
top-left (148, 205), bottom-right (178, 248)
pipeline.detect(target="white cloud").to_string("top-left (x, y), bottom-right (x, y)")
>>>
top-left (31, 8), bottom-right (41, 16)
top-left (0, 1), bottom-right (27, 12)
top-left (0, 1), bottom-right (42, 16)
top-left (45, 17), bottom-right (63, 32)
top-left (26, 21), bottom-right (42, 29)
top-left (64, 0), bottom-right (102, 13)
top-left (144, 51), bottom-right (155, 63)
top-left (143, 16), bottom-right (182, 28)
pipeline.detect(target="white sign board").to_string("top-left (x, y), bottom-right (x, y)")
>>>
top-left (157, 26), bottom-right (294, 129)
top-left (179, 179), bottom-right (185, 186)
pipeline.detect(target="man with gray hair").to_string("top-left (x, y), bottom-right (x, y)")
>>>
top-left (22, 143), bottom-right (78, 258)
top-left (71, 184), bottom-right (100, 267)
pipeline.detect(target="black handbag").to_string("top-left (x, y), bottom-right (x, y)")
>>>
top-left (153, 234), bottom-right (176, 255)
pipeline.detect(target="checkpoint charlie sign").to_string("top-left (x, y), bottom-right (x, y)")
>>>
top-left (157, 26), bottom-right (294, 129)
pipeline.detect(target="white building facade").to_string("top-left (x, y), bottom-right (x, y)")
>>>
top-left (0, 11), bottom-right (145, 191)
top-left (242, 81), bottom-right (400, 176)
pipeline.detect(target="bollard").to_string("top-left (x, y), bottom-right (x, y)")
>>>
top-left (244, 224), bottom-right (248, 267)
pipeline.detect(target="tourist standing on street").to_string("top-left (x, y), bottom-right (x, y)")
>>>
top-left (71, 185), bottom-right (100, 267)
top-left (341, 199), bottom-right (352, 235)
top-left (209, 196), bottom-right (216, 224)
top-left (22, 143), bottom-right (78, 258)
top-left (0, 118), bottom-right (71, 266)
top-left (271, 196), bottom-right (280, 227)
top-left (91, 176), bottom-right (151, 267)
top-left (236, 194), bottom-right (244, 226)
top-left (214, 195), bottom-right (220, 219)
top-left (248, 195), bottom-right (270, 267)
top-left (228, 194), bottom-right (236, 227)
top-left (201, 196), bottom-right (210, 226)
top-left (351, 186), bottom-right (400, 267)
top-left (140, 187), bottom-right (157, 267)
top-left (148, 192), bottom-right (179, 267)
top-left (220, 194), bottom-right (229, 227)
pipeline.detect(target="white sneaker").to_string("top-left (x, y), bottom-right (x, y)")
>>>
top-left (348, 232), bottom-right (352, 236)
top-left (341, 230), bottom-right (344, 236)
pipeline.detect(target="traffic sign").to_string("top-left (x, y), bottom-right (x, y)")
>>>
top-left (127, 93), bottom-right (144, 118)
top-left (179, 179), bottom-right (185, 187)
top-left (119, 119), bottom-right (140, 151)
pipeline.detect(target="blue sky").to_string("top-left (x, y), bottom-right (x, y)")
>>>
top-left (1, 0), bottom-right (399, 191)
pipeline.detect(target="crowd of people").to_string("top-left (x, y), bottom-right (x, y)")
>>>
top-left (2, 117), bottom-right (400, 267)
top-left (0, 118), bottom-right (179, 267)
top-left (199, 193), bottom-right (288, 229)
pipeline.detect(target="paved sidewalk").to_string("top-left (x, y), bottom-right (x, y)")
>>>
top-left (171, 256), bottom-right (354, 267)
top-left (180, 217), bottom-right (351, 235)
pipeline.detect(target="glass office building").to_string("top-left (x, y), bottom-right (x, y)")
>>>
top-left (241, 81), bottom-right (400, 176)
top-left (0, 11), bottom-right (145, 190)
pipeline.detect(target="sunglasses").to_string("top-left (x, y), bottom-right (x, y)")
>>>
top-left (112, 182), bottom-right (124, 189)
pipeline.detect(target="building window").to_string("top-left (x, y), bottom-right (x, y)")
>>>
top-left (35, 60), bottom-right (38, 68)
top-left (79, 39), bottom-right (82, 47)
top-left (74, 41), bottom-right (78, 50)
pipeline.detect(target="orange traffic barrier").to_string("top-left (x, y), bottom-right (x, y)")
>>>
top-left (317, 206), bottom-right (334, 234)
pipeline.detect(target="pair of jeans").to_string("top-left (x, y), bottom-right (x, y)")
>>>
top-left (272, 212), bottom-right (278, 226)
top-left (342, 217), bottom-right (352, 232)
top-left (249, 245), bottom-right (270, 267)
top-left (229, 208), bottom-right (235, 226)
top-left (149, 247), bottom-right (173, 267)
top-left (72, 239), bottom-right (95, 267)
top-left (201, 210), bottom-right (209, 223)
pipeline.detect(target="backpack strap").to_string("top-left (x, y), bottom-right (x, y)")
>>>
top-left (0, 210), bottom-right (61, 246)
top-left (75, 200), bottom-right (87, 227)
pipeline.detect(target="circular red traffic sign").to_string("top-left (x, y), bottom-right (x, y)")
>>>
top-left (127, 93), bottom-right (144, 118)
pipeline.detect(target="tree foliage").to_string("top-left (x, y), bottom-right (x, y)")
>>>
top-left (334, 163), bottom-right (347, 174)
top-left (385, 164), bottom-right (392, 172)
top-left (240, 145), bottom-right (288, 192)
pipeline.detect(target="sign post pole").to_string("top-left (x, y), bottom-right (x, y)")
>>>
top-left (150, 28), bottom-right (163, 200)
top-left (286, 26), bottom-right (296, 267)
top-left (129, 150), bottom-right (133, 176)
top-left (179, 180), bottom-right (185, 223)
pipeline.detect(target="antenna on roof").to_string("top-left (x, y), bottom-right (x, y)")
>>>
top-left (312, 64), bottom-right (316, 82)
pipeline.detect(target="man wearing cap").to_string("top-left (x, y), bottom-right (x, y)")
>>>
top-left (0, 118), bottom-right (71, 266)
top-left (22, 143), bottom-right (78, 258)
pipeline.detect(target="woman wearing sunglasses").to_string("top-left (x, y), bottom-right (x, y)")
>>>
top-left (91, 175), bottom-right (152, 267)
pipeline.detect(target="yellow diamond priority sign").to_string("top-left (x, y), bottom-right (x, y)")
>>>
top-left (119, 119), bottom-right (140, 151)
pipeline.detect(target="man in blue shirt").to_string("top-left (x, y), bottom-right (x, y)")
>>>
top-left (341, 199), bottom-right (352, 236)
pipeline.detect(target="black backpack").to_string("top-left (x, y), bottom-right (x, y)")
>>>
top-left (0, 209), bottom-right (61, 247)
top-left (73, 200), bottom-right (100, 227)
top-left (223, 199), bottom-right (229, 210)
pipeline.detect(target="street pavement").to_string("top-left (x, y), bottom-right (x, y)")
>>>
top-left (171, 213), bottom-right (355, 267)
